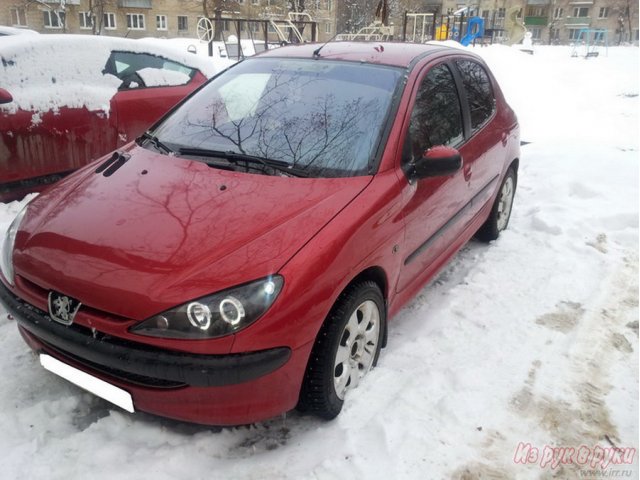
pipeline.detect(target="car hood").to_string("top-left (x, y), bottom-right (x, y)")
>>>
top-left (13, 146), bottom-right (371, 320)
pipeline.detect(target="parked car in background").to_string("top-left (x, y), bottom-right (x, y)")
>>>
top-left (0, 26), bottom-right (39, 36)
top-left (0, 42), bottom-right (520, 425)
top-left (0, 34), bottom-right (220, 201)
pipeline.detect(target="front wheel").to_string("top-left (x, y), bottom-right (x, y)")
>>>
top-left (476, 167), bottom-right (517, 242)
top-left (297, 281), bottom-right (385, 420)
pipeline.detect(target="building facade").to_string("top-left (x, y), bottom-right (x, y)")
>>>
top-left (1, 0), bottom-right (337, 42)
top-left (437, 0), bottom-right (639, 45)
top-left (1, 0), bottom-right (637, 44)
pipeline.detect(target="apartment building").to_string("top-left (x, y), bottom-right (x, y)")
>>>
top-left (1, 0), bottom-right (337, 42)
top-left (424, 0), bottom-right (638, 44)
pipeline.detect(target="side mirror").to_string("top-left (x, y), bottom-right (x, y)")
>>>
top-left (0, 88), bottom-right (13, 105)
top-left (413, 145), bottom-right (462, 179)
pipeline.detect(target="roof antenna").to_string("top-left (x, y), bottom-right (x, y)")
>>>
top-left (312, 29), bottom-right (347, 59)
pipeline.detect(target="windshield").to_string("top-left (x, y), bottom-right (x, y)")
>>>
top-left (152, 58), bottom-right (403, 177)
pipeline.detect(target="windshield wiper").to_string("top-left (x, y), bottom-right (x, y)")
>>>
top-left (177, 148), bottom-right (308, 178)
top-left (139, 131), bottom-right (174, 155)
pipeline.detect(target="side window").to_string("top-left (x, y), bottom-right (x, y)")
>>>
top-left (403, 63), bottom-right (464, 164)
top-left (104, 51), bottom-right (196, 90)
top-left (455, 60), bottom-right (495, 132)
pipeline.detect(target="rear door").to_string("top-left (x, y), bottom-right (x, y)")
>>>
top-left (451, 57), bottom-right (503, 219)
top-left (104, 51), bottom-right (206, 145)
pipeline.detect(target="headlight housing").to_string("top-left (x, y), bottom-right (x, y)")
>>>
top-left (0, 205), bottom-right (28, 286)
top-left (130, 276), bottom-right (284, 339)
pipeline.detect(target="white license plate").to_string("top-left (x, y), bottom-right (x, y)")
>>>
top-left (40, 354), bottom-right (135, 413)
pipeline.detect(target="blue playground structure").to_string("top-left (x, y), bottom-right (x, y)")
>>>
top-left (459, 16), bottom-right (485, 46)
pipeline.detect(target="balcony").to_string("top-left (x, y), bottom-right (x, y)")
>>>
top-left (565, 16), bottom-right (591, 26)
top-left (118, 0), bottom-right (152, 7)
top-left (526, 0), bottom-right (549, 5)
top-left (569, 1), bottom-right (593, 4)
top-left (525, 16), bottom-right (548, 26)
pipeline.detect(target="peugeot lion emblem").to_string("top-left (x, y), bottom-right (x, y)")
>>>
top-left (48, 291), bottom-right (81, 326)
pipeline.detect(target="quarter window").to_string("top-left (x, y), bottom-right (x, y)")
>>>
top-left (104, 51), bottom-right (195, 90)
top-left (404, 64), bottom-right (464, 163)
top-left (456, 60), bottom-right (495, 133)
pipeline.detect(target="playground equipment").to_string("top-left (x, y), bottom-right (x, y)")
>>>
top-left (402, 12), bottom-right (485, 46)
top-left (336, 21), bottom-right (395, 41)
top-left (459, 16), bottom-right (484, 46)
top-left (196, 14), bottom-right (317, 60)
top-left (570, 29), bottom-right (609, 58)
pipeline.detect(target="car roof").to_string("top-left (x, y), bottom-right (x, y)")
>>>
top-left (0, 34), bottom-right (219, 77)
top-left (255, 41), bottom-right (467, 68)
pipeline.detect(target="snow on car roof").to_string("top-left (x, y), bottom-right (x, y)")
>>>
top-left (0, 34), bottom-right (222, 115)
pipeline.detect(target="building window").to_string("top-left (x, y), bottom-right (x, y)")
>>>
top-left (177, 16), bottom-right (188, 31)
top-left (481, 10), bottom-right (489, 20)
top-left (527, 7), bottom-right (544, 17)
top-left (238, 0), bottom-right (244, 3)
top-left (593, 31), bottom-right (605, 41)
top-left (568, 29), bottom-right (583, 40)
top-left (43, 10), bottom-right (65, 29)
top-left (325, 22), bottom-right (332, 34)
top-left (530, 27), bottom-right (541, 40)
top-left (598, 7), bottom-right (608, 19)
top-left (10, 7), bottom-right (27, 26)
top-left (553, 7), bottom-right (563, 19)
top-left (156, 15), bottom-right (167, 30)
top-left (103, 12), bottom-right (116, 29)
top-left (573, 7), bottom-right (589, 18)
top-left (497, 8), bottom-right (506, 19)
top-left (79, 12), bottom-right (94, 30)
top-left (327, 0), bottom-right (333, 11)
top-left (127, 13), bottom-right (145, 30)
top-left (251, 0), bottom-right (259, 4)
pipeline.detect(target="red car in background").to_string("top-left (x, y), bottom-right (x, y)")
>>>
top-left (0, 34), bottom-right (219, 201)
top-left (0, 42), bottom-right (520, 425)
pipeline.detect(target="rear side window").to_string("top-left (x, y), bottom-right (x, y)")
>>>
top-left (403, 63), bottom-right (464, 163)
top-left (104, 51), bottom-right (196, 90)
top-left (455, 60), bottom-right (495, 132)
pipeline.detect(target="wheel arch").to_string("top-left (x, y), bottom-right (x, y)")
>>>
top-left (342, 266), bottom-right (390, 348)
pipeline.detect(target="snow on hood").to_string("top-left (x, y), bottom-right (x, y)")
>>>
top-left (0, 34), bottom-right (220, 115)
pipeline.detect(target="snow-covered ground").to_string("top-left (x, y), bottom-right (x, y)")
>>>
top-left (0, 45), bottom-right (637, 479)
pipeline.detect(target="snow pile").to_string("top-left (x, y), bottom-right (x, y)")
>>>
top-left (137, 67), bottom-right (190, 87)
top-left (0, 45), bottom-right (637, 479)
top-left (0, 35), bottom-right (222, 115)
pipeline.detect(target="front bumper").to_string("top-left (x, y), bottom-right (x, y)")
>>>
top-left (1, 280), bottom-right (306, 425)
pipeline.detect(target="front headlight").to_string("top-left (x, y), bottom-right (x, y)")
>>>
top-left (0, 205), bottom-right (28, 286)
top-left (130, 276), bottom-right (284, 339)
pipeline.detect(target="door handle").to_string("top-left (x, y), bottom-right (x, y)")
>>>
top-left (463, 163), bottom-right (472, 182)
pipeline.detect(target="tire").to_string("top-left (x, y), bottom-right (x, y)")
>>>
top-left (297, 281), bottom-right (385, 420)
top-left (476, 167), bottom-right (517, 242)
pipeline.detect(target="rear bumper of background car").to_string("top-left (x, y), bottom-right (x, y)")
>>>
top-left (1, 280), bottom-right (308, 425)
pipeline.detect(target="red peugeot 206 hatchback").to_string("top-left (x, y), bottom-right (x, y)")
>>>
top-left (0, 42), bottom-right (519, 425)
